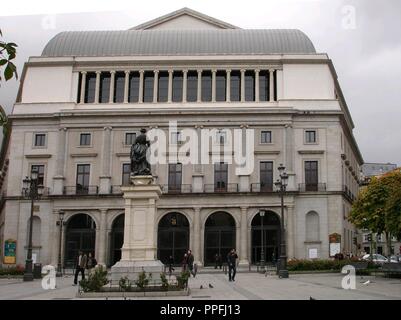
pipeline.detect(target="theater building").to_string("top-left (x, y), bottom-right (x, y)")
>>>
top-left (0, 8), bottom-right (363, 268)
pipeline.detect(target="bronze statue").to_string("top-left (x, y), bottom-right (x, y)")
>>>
top-left (130, 128), bottom-right (151, 176)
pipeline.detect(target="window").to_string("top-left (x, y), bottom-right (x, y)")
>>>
top-left (305, 130), bottom-right (317, 143)
top-left (305, 211), bottom-right (319, 241)
top-left (172, 71), bottom-right (183, 102)
top-left (260, 161), bottom-right (273, 191)
top-left (273, 70), bottom-right (277, 101)
top-left (168, 163), bottom-right (182, 193)
top-left (99, 72), bottom-right (111, 103)
top-left (80, 133), bottom-right (91, 146)
top-left (201, 70), bottom-right (212, 102)
top-left (114, 72), bottom-right (125, 103)
top-left (31, 165), bottom-right (45, 186)
top-left (261, 131), bottom-right (272, 144)
top-left (129, 72), bottom-right (140, 103)
top-left (305, 161), bottom-right (318, 191)
top-left (158, 71), bottom-right (169, 102)
top-left (259, 70), bottom-right (269, 101)
top-left (77, 72), bottom-right (82, 103)
top-left (125, 132), bottom-right (136, 145)
top-left (214, 162), bottom-right (228, 192)
top-left (216, 71), bottom-right (226, 102)
top-left (84, 72), bottom-right (96, 103)
top-left (34, 133), bottom-right (46, 147)
top-left (187, 71), bottom-right (198, 102)
top-left (230, 70), bottom-right (241, 102)
top-left (143, 71), bottom-right (154, 103)
top-left (216, 130), bottom-right (227, 144)
top-left (76, 164), bottom-right (90, 193)
top-left (245, 70), bottom-right (255, 101)
top-left (122, 163), bottom-right (131, 186)
top-left (170, 131), bottom-right (182, 144)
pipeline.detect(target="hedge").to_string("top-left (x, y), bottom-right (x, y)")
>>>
top-left (0, 265), bottom-right (25, 276)
top-left (287, 259), bottom-right (378, 271)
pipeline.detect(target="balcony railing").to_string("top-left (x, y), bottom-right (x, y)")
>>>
top-left (21, 187), bottom-right (51, 197)
top-left (204, 183), bottom-right (239, 193)
top-left (343, 185), bottom-right (355, 201)
top-left (63, 185), bottom-right (99, 195)
top-left (298, 183), bottom-right (326, 192)
top-left (250, 183), bottom-right (274, 193)
top-left (160, 184), bottom-right (192, 194)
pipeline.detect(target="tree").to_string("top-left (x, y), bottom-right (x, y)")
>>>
top-left (349, 169), bottom-right (401, 259)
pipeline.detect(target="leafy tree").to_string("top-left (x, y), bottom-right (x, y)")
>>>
top-left (0, 29), bottom-right (18, 84)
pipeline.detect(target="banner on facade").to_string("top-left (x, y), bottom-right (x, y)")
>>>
top-left (4, 239), bottom-right (16, 264)
top-left (329, 233), bottom-right (341, 257)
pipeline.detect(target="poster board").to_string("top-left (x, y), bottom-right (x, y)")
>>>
top-left (308, 248), bottom-right (318, 259)
top-left (329, 233), bottom-right (341, 257)
top-left (4, 239), bottom-right (16, 264)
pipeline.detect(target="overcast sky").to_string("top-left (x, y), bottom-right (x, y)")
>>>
top-left (1, 0), bottom-right (400, 165)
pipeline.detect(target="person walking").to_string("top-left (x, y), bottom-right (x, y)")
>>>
top-left (168, 255), bottom-right (175, 275)
top-left (73, 251), bottom-right (87, 286)
top-left (227, 249), bottom-right (238, 282)
top-left (181, 253), bottom-right (188, 272)
top-left (187, 250), bottom-right (196, 277)
top-left (86, 252), bottom-right (97, 275)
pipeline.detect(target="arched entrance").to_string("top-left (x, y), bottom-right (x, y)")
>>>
top-left (204, 212), bottom-right (236, 265)
top-left (64, 214), bottom-right (96, 268)
top-left (251, 211), bottom-right (280, 264)
top-left (157, 212), bottom-right (189, 265)
top-left (110, 214), bottom-right (124, 266)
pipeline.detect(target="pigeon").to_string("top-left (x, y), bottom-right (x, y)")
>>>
top-left (310, 296), bottom-right (316, 300)
top-left (362, 280), bottom-right (370, 285)
top-left (200, 285), bottom-right (203, 289)
top-left (209, 283), bottom-right (214, 288)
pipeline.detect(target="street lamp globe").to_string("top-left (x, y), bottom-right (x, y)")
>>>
top-left (31, 170), bottom-right (38, 181)
top-left (281, 172), bottom-right (289, 187)
top-left (23, 177), bottom-right (30, 189)
top-left (274, 179), bottom-right (281, 189)
top-left (278, 163), bottom-right (285, 174)
top-left (37, 184), bottom-right (45, 197)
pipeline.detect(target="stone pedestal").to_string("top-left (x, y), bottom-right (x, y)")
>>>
top-left (111, 175), bottom-right (164, 282)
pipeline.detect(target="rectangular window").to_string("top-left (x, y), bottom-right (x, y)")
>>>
top-left (259, 70), bottom-right (269, 101)
top-left (158, 71), bottom-right (169, 102)
top-left (84, 72), bottom-right (96, 103)
top-left (114, 71), bottom-right (125, 103)
top-left (201, 70), bottom-right (212, 102)
top-left (77, 72), bottom-right (82, 103)
top-left (305, 161), bottom-right (318, 191)
top-left (122, 163), bottom-right (131, 186)
top-left (31, 165), bottom-right (45, 186)
top-left (261, 131), bottom-right (272, 144)
top-left (305, 130), bottom-right (317, 143)
top-left (172, 71), bottom-right (183, 102)
top-left (216, 130), bottom-right (227, 144)
top-left (187, 71), bottom-right (198, 102)
top-left (245, 70), bottom-right (255, 101)
top-left (168, 163), bottom-right (182, 193)
top-left (76, 164), bottom-right (90, 193)
top-left (128, 72), bottom-right (140, 103)
top-left (274, 70), bottom-right (277, 101)
top-left (143, 71), bottom-right (154, 103)
top-left (230, 70), bottom-right (241, 102)
top-left (125, 132), bottom-right (136, 145)
top-left (34, 134), bottom-right (46, 147)
top-left (214, 162), bottom-right (228, 192)
top-left (216, 71), bottom-right (226, 102)
top-left (99, 72), bottom-right (111, 103)
top-left (260, 161), bottom-right (273, 192)
top-left (170, 131), bottom-right (182, 144)
top-left (80, 133), bottom-right (91, 146)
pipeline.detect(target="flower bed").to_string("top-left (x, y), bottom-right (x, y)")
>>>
top-left (0, 265), bottom-right (25, 276)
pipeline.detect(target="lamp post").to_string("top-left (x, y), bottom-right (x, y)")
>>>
top-left (22, 168), bottom-right (44, 281)
top-left (260, 210), bottom-right (265, 271)
top-left (274, 163), bottom-right (289, 279)
top-left (56, 211), bottom-right (65, 277)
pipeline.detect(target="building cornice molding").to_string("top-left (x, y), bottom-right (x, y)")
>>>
top-left (70, 153), bottom-right (98, 158)
top-left (25, 154), bottom-right (52, 159)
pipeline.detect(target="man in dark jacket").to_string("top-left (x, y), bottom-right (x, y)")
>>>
top-left (187, 250), bottom-right (196, 277)
top-left (73, 251), bottom-right (87, 285)
top-left (227, 249), bottom-right (238, 282)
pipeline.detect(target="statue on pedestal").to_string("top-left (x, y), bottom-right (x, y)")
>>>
top-left (130, 128), bottom-right (151, 176)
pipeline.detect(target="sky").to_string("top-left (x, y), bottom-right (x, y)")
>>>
top-left (0, 0), bottom-right (400, 165)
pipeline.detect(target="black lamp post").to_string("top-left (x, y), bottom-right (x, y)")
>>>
top-left (56, 211), bottom-right (65, 277)
top-left (22, 168), bottom-right (44, 281)
top-left (260, 210), bottom-right (266, 271)
top-left (274, 164), bottom-right (289, 279)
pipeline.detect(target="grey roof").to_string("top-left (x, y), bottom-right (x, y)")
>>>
top-left (41, 29), bottom-right (316, 57)
top-left (361, 163), bottom-right (398, 177)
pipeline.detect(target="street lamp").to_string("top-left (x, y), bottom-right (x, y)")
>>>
top-left (274, 163), bottom-right (289, 279)
top-left (22, 168), bottom-right (44, 281)
top-left (56, 211), bottom-right (65, 277)
top-left (260, 210), bottom-right (265, 271)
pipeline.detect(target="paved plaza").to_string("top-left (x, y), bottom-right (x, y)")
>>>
top-left (0, 272), bottom-right (400, 300)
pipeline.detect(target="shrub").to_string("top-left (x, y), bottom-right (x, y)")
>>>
top-left (160, 272), bottom-right (169, 290)
top-left (119, 276), bottom-right (132, 292)
top-left (176, 270), bottom-right (190, 289)
top-left (0, 265), bottom-right (25, 276)
top-left (79, 265), bottom-right (109, 292)
top-left (135, 271), bottom-right (152, 289)
top-left (287, 259), bottom-right (365, 271)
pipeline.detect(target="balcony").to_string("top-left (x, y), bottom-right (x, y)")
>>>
top-left (343, 185), bottom-right (355, 202)
top-left (63, 185), bottom-right (99, 195)
top-left (250, 183), bottom-right (274, 193)
top-left (21, 187), bottom-right (51, 197)
top-left (298, 183), bottom-right (326, 192)
top-left (203, 183), bottom-right (239, 193)
top-left (160, 184), bottom-right (192, 194)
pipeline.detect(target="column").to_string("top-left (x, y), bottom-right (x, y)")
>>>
top-left (182, 70), bottom-right (188, 103)
top-left (286, 206), bottom-right (295, 259)
top-left (226, 69), bottom-right (231, 102)
top-left (239, 207), bottom-right (249, 266)
top-left (51, 209), bottom-right (60, 266)
top-left (167, 70), bottom-right (173, 103)
top-left (197, 69), bottom-right (202, 103)
top-left (138, 70), bottom-right (144, 103)
top-left (109, 71), bottom-right (115, 103)
top-left (53, 127), bottom-right (67, 195)
top-left (240, 69), bottom-right (245, 102)
top-left (193, 207), bottom-right (202, 266)
top-left (285, 124), bottom-right (295, 190)
top-left (94, 71), bottom-right (101, 103)
top-left (255, 69), bottom-right (260, 102)
top-left (153, 70), bottom-right (159, 103)
top-left (99, 126), bottom-right (112, 194)
top-left (98, 209), bottom-right (108, 265)
top-left (238, 125), bottom-right (250, 192)
top-left (269, 69), bottom-right (275, 102)
top-left (80, 71), bottom-right (87, 103)
top-left (211, 69), bottom-right (217, 102)
top-left (123, 70), bottom-right (130, 103)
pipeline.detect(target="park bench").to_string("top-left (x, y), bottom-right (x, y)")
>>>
top-left (380, 263), bottom-right (401, 277)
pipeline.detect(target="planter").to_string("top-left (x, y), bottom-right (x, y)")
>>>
top-left (77, 287), bottom-right (190, 298)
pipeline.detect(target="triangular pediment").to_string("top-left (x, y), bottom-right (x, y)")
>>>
top-left (131, 7), bottom-right (239, 30)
